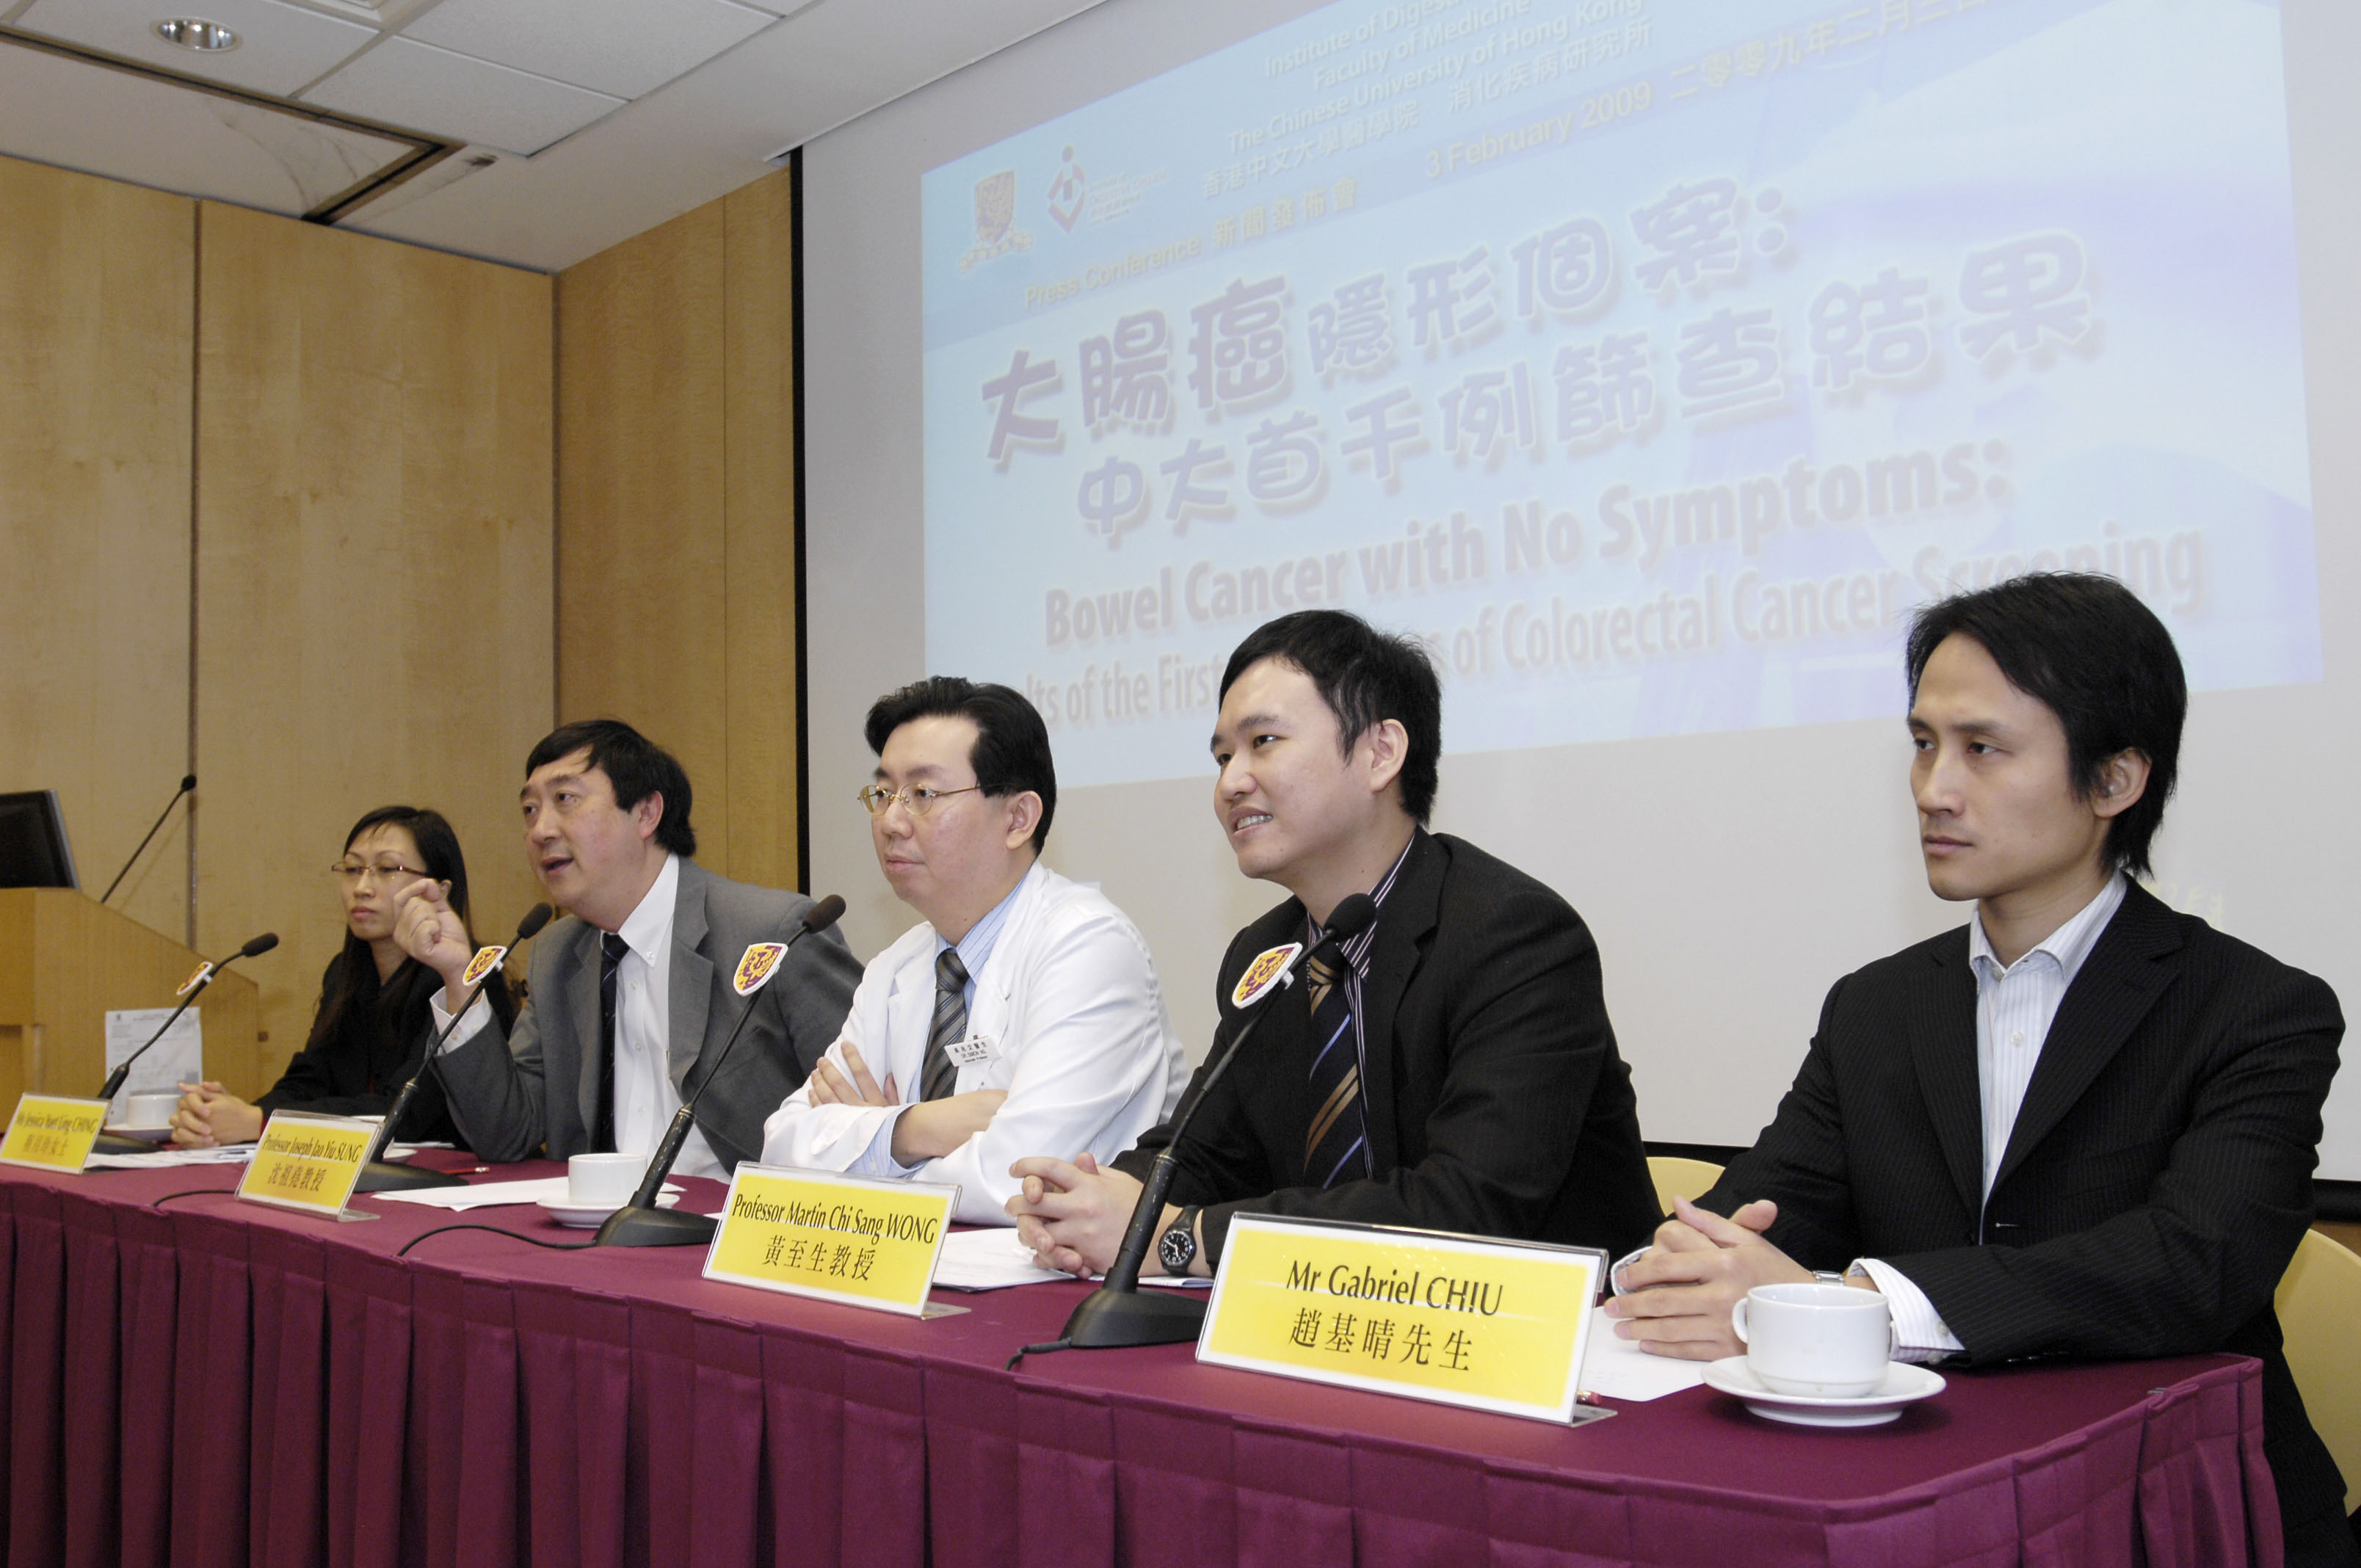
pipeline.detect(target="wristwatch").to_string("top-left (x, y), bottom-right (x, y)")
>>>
top-left (1157, 1205), bottom-right (1202, 1276)
top-left (1813, 1270), bottom-right (1848, 1287)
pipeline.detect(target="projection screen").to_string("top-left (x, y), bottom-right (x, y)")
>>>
top-left (805, 0), bottom-right (2361, 1178)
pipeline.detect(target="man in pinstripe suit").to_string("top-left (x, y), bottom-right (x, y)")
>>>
top-left (1609, 574), bottom-right (2354, 1566)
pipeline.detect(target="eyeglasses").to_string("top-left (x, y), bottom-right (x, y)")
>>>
top-left (329, 860), bottom-right (426, 885)
top-left (855, 783), bottom-right (982, 819)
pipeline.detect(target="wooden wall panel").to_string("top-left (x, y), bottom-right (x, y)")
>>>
top-left (0, 155), bottom-right (195, 941)
top-left (194, 201), bottom-right (554, 1075)
top-left (722, 171), bottom-right (801, 892)
top-left (556, 201), bottom-right (732, 866)
top-left (556, 166), bottom-right (802, 894)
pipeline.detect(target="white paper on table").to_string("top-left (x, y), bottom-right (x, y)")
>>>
top-left (85, 1144), bottom-right (256, 1169)
top-left (103, 1008), bottom-right (203, 1119)
top-left (932, 1227), bottom-right (1073, 1291)
top-left (929, 1226), bottom-right (1213, 1292)
top-left (80, 1142), bottom-right (428, 1167)
top-left (350, 1117), bottom-right (454, 1154)
top-left (1575, 1304), bottom-right (1710, 1402)
top-left (368, 1176), bottom-right (682, 1211)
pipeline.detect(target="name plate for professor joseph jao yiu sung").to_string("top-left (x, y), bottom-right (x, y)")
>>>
top-left (1197, 1216), bottom-right (1610, 1424)
top-left (235, 1111), bottom-right (378, 1222)
top-left (0, 1095), bottom-right (110, 1172)
top-left (705, 1164), bottom-right (957, 1316)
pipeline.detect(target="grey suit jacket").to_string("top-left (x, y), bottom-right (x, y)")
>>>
top-left (435, 857), bottom-right (862, 1170)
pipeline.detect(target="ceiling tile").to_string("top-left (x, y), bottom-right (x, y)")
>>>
top-left (401, 0), bottom-right (772, 101)
top-left (0, 37), bottom-right (417, 214)
top-left (302, 35), bottom-right (621, 155)
top-left (15, 0), bottom-right (375, 97)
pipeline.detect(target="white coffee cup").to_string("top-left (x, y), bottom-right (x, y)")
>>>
top-left (125, 1090), bottom-right (179, 1127)
top-left (1731, 1281), bottom-right (1896, 1398)
top-left (567, 1152), bottom-right (646, 1208)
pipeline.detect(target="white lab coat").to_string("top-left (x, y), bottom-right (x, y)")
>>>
top-left (759, 863), bottom-right (1184, 1224)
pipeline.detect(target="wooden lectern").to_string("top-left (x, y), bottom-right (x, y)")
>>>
top-left (0, 889), bottom-right (264, 1112)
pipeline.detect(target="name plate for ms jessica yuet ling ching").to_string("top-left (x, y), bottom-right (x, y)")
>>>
top-left (0, 1095), bottom-right (109, 1172)
top-left (1197, 1216), bottom-right (1609, 1424)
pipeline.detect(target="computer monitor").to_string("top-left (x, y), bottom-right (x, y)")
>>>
top-left (0, 791), bottom-right (78, 890)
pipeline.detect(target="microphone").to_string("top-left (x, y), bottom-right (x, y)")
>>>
top-left (1056, 893), bottom-right (1379, 1349)
top-left (98, 774), bottom-right (195, 904)
top-left (90, 929), bottom-right (277, 1156)
top-left (352, 903), bottom-right (553, 1193)
top-left (595, 893), bottom-right (847, 1247)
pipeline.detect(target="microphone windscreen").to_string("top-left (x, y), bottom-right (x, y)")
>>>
top-left (239, 932), bottom-right (280, 958)
top-left (802, 893), bottom-right (847, 934)
top-left (1324, 893), bottom-right (1378, 943)
top-left (514, 902), bottom-right (555, 942)
top-left (179, 774), bottom-right (197, 792)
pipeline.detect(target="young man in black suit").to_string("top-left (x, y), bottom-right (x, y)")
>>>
top-left (1006, 609), bottom-right (1658, 1277)
top-left (1609, 573), bottom-right (2354, 1567)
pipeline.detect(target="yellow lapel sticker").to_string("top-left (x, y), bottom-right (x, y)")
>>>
top-left (1232, 943), bottom-right (1303, 1009)
top-left (459, 945), bottom-right (509, 990)
top-left (735, 943), bottom-right (788, 996)
top-left (175, 961), bottom-right (214, 998)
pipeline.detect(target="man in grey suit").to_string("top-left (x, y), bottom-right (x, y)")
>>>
top-left (391, 719), bottom-right (860, 1175)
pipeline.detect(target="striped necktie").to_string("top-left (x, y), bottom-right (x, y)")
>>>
top-left (1302, 951), bottom-right (1368, 1187)
top-left (920, 948), bottom-right (969, 1102)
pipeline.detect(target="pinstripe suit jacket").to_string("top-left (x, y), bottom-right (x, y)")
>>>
top-left (1704, 882), bottom-right (2348, 1537)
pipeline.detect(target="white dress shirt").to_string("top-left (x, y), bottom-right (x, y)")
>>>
top-left (433, 853), bottom-right (722, 1179)
top-left (1860, 873), bottom-right (2129, 1351)
top-left (760, 861), bottom-right (1184, 1224)
top-left (833, 867), bottom-right (1025, 1177)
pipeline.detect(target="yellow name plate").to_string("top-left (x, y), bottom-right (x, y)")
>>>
top-left (235, 1111), bottom-right (376, 1220)
top-left (705, 1164), bottom-right (956, 1316)
top-left (0, 1095), bottom-right (110, 1172)
top-left (1198, 1216), bottom-right (1607, 1424)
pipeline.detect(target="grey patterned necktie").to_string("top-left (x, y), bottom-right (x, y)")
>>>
top-left (920, 947), bottom-right (969, 1102)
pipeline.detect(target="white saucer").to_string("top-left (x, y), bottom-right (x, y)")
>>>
top-left (537, 1191), bottom-right (682, 1228)
top-left (1703, 1357), bottom-right (1945, 1426)
top-left (102, 1124), bottom-right (175, 1144)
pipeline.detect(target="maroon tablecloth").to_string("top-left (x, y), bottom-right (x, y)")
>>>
top-left (0, 1158), bottom-right (2281, 1568)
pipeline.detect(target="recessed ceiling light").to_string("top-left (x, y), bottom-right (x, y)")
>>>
top-left (153, 18), bottom-right (240, 52)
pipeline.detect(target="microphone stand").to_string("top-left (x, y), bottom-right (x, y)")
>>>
top-left (99, 774), bottom-right (195, 904)
top-left (1056, 894), bottom-right (1377, 1349)
top-left (595, 898), bottom-right (845, 1248)
top-left (352, 905), bottom-right (551, 1193)
top-left (92, 931), bottom-right (276, 1157)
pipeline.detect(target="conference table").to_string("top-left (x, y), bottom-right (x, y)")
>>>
top-left (0, 1154), bottom-right (2280, 1568)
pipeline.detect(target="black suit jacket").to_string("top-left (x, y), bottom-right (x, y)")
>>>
top-left (1117, 830), bottom-right (1659, 1263)
top-left (1705, 882), bottom-right (2349, 1546)
top-left (257, 954), bottom-right (512, 1145)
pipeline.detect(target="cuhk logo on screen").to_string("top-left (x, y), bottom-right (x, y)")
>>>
top-left (961, 171), bottom-right (1031, 274)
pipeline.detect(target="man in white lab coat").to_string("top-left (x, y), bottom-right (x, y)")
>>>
top-left (761, 678), bottom-right (1183, 1224)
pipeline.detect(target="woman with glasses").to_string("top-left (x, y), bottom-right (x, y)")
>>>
top-left (167, 805), bottom-right (518, 1148)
